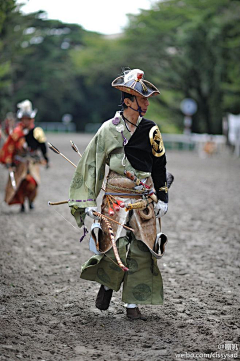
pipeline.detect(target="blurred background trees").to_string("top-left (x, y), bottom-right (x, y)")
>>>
top-left (0, 0), bottom-right (239, 133)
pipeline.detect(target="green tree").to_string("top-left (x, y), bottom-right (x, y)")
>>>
top-left (70, 34), bottom-right (129, 130)
top-left (0, 0), bottom-right (17, 120)
top-left (0, 0), bottom-right (15, 33)
top-left (0, 4), bottom-right (89, 126)
top-left (1, 0), bottom-right (239, 134)
top-left (123, 0), bottom-right (240, 134)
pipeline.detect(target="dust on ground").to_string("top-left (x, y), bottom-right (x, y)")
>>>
top-left (0, 133), bottom-right (239, 361)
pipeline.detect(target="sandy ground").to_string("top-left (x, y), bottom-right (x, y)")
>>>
top-left (0, 133), bottom-right (239, 361)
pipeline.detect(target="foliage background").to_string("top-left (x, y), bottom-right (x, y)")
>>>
top-left (0, 0), bottom-right (239, 133)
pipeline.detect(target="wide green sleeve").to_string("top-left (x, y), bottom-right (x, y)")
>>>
top-left (68, 127), bottom-right (107, 227)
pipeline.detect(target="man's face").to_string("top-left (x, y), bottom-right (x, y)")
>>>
top-left (128, 96), bottom-right (150, 115)
top-left (21, 117), bottom-right (33, 129)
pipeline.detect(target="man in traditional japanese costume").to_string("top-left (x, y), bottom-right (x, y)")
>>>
top-left (69, 69), bottom-right (170, 320)
top-left (0, 100), bottom-right (49, 212)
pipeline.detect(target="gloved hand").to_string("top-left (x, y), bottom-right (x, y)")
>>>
top-left (154, 200), bottom-right (168, 218)
top-left (85, 207), bottom-right (100, 220)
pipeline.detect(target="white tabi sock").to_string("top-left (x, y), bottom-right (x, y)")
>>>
top-left (126, 303), bottom-right (137, 308)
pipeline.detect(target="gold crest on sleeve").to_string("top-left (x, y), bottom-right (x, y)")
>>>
top-left (149, 125), bottom-right (165, 157)
top-left (33, 127), bottom-right (46, 143)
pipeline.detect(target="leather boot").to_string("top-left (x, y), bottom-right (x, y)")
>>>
top-left (126, 307), bottom-right (147, 321)
top-left (95, 285), bottom-right (113, 310)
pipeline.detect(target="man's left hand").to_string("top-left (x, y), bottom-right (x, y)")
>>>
top-left (154, 200), bottom-right (168, 218)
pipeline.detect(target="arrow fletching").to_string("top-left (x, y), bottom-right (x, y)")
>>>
top-left (70, 140), bottom-right (82, 157)
top-left (166, 171), bottom-right (174, 189)
top-left (48, 142), bottom-right (60, 154)
top-left (70, 140), bottom-right (78, 153)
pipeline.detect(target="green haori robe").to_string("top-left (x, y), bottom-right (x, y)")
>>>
top-left (69, 112), bottom-right (150, 221)
top-left (69, 111), bottom-right (164, 305)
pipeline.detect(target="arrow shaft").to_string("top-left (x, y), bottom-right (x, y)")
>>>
top-left (60, 153), bottom-right (77, 168)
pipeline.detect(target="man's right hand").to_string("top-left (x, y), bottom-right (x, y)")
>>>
top-left (85, 207), bottom-right (100, 220)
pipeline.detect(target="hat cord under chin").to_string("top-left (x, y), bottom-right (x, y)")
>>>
top-left (129, 97), bottom-right (143, 116)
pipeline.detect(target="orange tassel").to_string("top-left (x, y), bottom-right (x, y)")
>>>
top-left (107, 196), bottom-right (114, 216)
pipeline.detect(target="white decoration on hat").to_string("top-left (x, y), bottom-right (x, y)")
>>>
top-left (124, 69), bottom-right (144, 83)
top-left (17, 99), bottom-right (37, 118)
top-left (17, 99), bottom-right (33, 113)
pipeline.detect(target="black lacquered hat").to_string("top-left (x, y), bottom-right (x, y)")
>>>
top-left (112, 69), bottom-right (160, 98)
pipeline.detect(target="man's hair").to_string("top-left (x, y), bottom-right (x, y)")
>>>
top-left (121, 92), bottom-right (135, 109)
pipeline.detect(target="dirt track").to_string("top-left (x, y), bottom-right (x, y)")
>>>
top-left (0, 133), bottom-right (239, 361)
